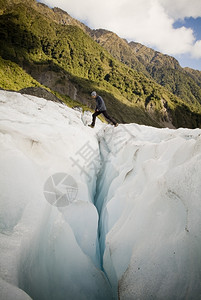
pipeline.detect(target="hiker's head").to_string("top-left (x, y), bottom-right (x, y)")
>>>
top-left (91, 91), bottom-right (97, 98)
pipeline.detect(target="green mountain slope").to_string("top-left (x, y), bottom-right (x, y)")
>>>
top-left (0, 56), bottom-right (39, 90)
top-left (129, 42), bottom-right (201, 106)
top-left (91, 29), bottom-right (201, 110)
top-left (90, 29), bottom-right (149, 76)
top-left (184, 67), bottom-right (201, 88)
top-left (0, 0), bottom-right (201, 128)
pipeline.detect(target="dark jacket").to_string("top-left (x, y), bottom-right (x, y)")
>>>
top-left (95, 95), bottom-right (106, 111)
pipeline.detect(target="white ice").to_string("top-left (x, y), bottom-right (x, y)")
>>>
top-left (0, 91), bottom-right (111, 300)
top-left (97, 124), bottom-right (201, 299)
top-left (0, 90), bottom-right (201, 300)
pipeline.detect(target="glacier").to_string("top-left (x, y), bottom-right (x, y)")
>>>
top-left (0, 90), bottom-right (201, 300)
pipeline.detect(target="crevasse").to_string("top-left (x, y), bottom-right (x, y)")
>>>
top-left (16, 124), bottom-right (118, 299)
top-left (1, 91), bottom-right (201, 300)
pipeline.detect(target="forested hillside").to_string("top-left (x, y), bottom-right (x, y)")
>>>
top-left (91, 29), bottom-right (201, 109)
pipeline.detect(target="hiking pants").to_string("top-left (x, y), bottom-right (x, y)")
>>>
top-left (92, 110), bottom-right (117, 126)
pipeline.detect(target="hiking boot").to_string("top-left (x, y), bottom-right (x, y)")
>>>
top-left (114, 123), bottom-right (119, 127)
top-left (88, 124), bottom-right (94, 128)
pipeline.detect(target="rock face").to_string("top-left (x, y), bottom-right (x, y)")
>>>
top-left (19, 87), bottom-right (62, 103)
top-left (21, 65), bottom-right (90, 106)
top-left (23, 68), bottom-right (78, 101)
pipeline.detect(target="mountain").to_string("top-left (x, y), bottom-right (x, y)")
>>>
top-left (1, 90), bottom-right (201, 299)
top-left (90, 29), bottom-right (149, 75)
top-left (1, 0), bottom-right (201, 128)
top-left (184, 67), bottom-right (201, 88)
top-left (91, 29), bottom-right (201, 109)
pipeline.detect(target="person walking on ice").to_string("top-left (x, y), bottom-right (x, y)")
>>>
top-left (88, 91), bottom-right (118, 128)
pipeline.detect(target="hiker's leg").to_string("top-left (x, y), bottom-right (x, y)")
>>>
top-left (92, 111), bottom-right (101, 126)
top-left (102, 110), bottom-right (117, 125)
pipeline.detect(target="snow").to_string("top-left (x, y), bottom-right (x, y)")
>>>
top-left (0, 90), bottom-right (201, 299)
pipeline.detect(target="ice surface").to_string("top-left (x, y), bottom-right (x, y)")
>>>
top-left (0, 278), bottom-right (32, 300)
top-left (0, 90), bottom-right (201, 299)
top-left (0, 91), bottom-right (112, 300)
top-left (98, 124), bottom-right (201, 299)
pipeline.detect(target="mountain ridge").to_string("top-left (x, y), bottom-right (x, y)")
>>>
top-left (90, 29), bottom-right (201, 108)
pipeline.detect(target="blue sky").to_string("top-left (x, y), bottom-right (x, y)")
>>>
top-left (173, 17), bottom-right (201, 70)
top-left (38, 0), bottom-right (201, 71)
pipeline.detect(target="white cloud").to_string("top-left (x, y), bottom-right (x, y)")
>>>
top-left (158, 0), bottom-right (201, 20)
top-left (191, 40), bottom-right (201, 58)
top-left (40, 0), bottom-right (201, 57)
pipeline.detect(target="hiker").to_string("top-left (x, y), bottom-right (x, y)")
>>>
top-left (88, 91), bottom-right (118, 128)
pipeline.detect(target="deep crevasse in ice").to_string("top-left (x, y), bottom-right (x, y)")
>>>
top-left (0, 90), bottom-right (112, 300)
top-left (97, 124), bottom-right (201, 299)
top-left (0, 90), bottom-right (201, 300)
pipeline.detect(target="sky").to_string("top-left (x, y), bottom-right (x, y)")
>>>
top-left (38, 0), bottom-right (201, 71)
